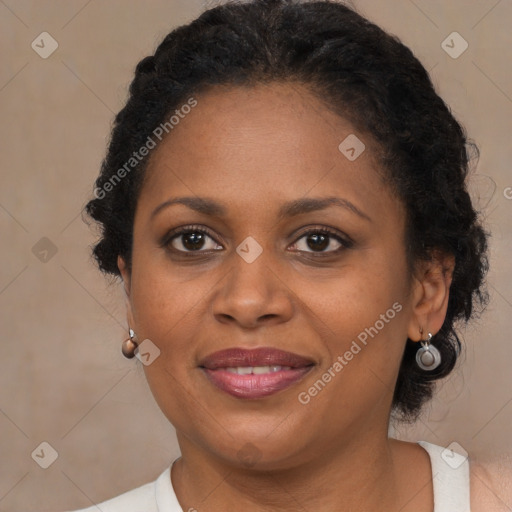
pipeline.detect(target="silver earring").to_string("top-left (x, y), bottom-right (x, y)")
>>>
top-left (416, 332), bottom-right (441, 371)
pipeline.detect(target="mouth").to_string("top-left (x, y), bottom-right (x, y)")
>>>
top-left (199, 347), bottom-right (315, 399)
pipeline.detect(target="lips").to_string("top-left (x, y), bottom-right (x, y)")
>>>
top-left (199, 347), bottom-right (314, 399)
top-left (200, 347), bottom-right (314, 369)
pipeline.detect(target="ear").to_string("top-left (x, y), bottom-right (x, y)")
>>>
top-left (118, 255), bottom-right (135, 329)
top-left (407, 250), bottom-right (455, 342)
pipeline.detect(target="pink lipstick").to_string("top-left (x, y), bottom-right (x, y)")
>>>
top-left (199, 347), bottom-right (314, 399)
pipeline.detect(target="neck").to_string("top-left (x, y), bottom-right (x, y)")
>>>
top-left (171, 430), bottom-right (406, 512)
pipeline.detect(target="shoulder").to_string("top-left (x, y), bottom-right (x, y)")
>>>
top-left (64, 463), bottom-right (184, 512)
top-left (64, 474), bottom-right (161, 512)
top-left (470, 455), bottom-right (512, 512)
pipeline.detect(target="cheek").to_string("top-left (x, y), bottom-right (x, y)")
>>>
top-left (128, 250), bottom-right (209, 405)
top-left (129, 263), bottom-right (210, 431)
top-left (307, 254), bottom-right (409, 341)
top-left (130, 241), bottom-right (204, 334)
top-left (298, 253), bottom-right (410, 402)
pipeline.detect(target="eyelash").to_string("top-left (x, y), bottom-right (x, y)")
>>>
top-left (161, 224), bottom-right (353, 257)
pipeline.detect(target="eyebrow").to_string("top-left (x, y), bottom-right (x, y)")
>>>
top-left (150, 196), bottom-right (371, 222)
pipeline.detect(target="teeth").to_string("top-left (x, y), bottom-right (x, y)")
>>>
top-left (270, 365), bottom-right (288, 372)
top-left (252, 366), bottom-right (271, 374)
top-left (222, 365), bottom-right (291, 374)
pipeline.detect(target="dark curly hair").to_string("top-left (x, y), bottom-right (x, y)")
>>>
top-left (84, 0), bottom-right (489, 420)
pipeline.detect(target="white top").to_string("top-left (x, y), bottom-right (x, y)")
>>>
top-left (66, 440), bottom-right (470, 512)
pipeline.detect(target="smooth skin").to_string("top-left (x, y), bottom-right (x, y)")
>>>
top-left (117, 82), bottom-right (505, 511)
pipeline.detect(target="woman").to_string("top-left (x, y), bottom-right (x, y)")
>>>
top-left (67, 0), bottom-right (508, 510)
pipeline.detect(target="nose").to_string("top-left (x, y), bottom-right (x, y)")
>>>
top-left (210, 248), bottom-right (294, 330)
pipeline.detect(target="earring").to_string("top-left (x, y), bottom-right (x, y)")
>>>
top-left (122, 328), bottom-right (139, 359)
top-left (416, 331), bottom-right (441, 371)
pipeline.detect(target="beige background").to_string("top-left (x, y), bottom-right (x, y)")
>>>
top-left (1, 0), bottom-right (511, 510)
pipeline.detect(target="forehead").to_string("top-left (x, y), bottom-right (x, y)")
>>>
top-left (139, 82), bottom-right (396, 220)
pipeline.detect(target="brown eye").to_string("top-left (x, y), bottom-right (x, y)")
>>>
top-left (290, 228), bottom-right (351, 254)
top-left (166, 227), bottom-right (222, 253)
top-left (304, 233), bottom-right (331, 251)
top-left (178, 232), bottom-right (207, 251)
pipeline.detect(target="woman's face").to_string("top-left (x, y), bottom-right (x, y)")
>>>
top-left (120, 82), bottom-right (432, 469)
